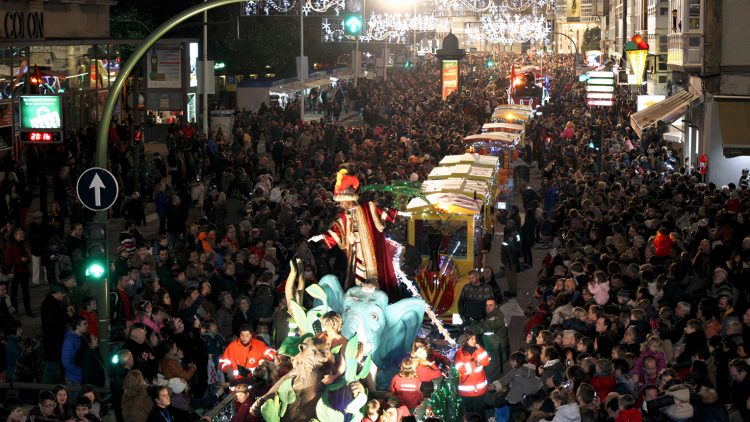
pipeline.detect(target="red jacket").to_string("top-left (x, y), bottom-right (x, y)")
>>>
top-left (615, 407), bottom-right (643, 422)
top-left (78, 309), bottom-right (100, 338)
top-left (219, 338), bottom-right (276, 374)
top-left (652, 232), bottom-right (673, 257)
top-left (591, 374), bottom-right (616, 400)
top-left (454, 345), bottom-right (491, 397)
top-left (4, 241), bottom-right (28, 274)
top-left (416, 362), bottom-right (443, 382)
top-left (390, 374), bottom-right (424, 409)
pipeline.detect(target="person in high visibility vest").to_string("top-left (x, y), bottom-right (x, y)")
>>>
top-left (218, 324), bottom-right (276, 379)
top-left (454, 330), bottom-right (491, 416)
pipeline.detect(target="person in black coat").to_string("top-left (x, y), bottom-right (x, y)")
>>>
top-left (122, 193), bottom-right (147, 227)
top-left (40, 284), bottom-right (72, 384)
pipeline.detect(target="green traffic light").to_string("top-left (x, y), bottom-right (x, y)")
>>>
top-left (111, 354), bottom-right (119, 365)
top-left (487, 60), bottom-right (494, 68)
top-left (344, 15), bottom-right (362, 35)
top-left (85, 262), bottom-right (106, 279)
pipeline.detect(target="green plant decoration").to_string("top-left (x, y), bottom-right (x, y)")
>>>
top-left (277, 378), bottom-right (296, 417)
top-left (289, 299), bottom-right (313, 334)
top-left (315, 393), bottom-right (345, 422)
top-left (259, 378), bottom-right (297, 422)
top-left (260, 395), bottom-right (280, 422)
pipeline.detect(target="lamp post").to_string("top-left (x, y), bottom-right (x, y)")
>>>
top-left (549, 31), bottom-right (580, 65)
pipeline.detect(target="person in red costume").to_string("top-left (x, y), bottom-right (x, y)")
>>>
top-left (310, 169), bottom-right (403, 302)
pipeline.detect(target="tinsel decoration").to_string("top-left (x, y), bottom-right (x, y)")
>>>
top-left (425, 366), bottom-right (462, 422)
top-left (392, 241), bottom-right (456, 346)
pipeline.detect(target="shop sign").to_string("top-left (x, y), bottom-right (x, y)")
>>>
top-left (0, 11), bottom-right (44, 40)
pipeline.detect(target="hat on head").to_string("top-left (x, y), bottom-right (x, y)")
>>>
top-left (333, 169), bottom-right (360, 202)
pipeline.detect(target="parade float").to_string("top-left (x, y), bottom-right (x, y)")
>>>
top-left (257, 161), bottom-right (504, 421)
top-left (403, 153), bottom-right (502, 317)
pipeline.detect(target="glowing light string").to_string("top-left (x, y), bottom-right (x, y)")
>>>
top-left (391, 240), bottom-right (457, 346)
top-left (242, 0), bottom-right (298, 15)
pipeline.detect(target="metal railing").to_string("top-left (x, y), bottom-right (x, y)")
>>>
top-left (203, 393), bottom-right (236, 422)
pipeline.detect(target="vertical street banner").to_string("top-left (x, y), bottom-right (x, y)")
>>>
top-left (567, 0), bottom-right (581, 21)
top-left (147, 43), bottom-right (182, 89)
top-left (442, 60), bottom-right (459, 99)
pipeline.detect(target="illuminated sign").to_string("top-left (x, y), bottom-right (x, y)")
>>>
top-left (441, 60), bottom-right (459, 99)
top-left (21, 131), bottom-right (61, 144)
top-left (586, 71), bottom-right (614, 107)
top-left (20, 95), bottom-right (61, 130)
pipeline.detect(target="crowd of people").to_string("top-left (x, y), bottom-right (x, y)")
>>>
top-left (0, 51), bottom-right (747, 422)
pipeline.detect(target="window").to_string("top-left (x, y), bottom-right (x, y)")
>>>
top-left (659, 75), bottom-right (668, 83)
top-left (660, 7), bottom-right (668, 15)
top-left (658, 54), bottom-right (668, 71)
top-left (688, 36), bottom-right (701, 47)
top-left (689, 0), bottom-right (700, 30)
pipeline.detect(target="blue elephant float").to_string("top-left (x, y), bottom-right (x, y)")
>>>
top-left (260, 271), bottom-right (426, 422)
top-left (317, 275), bottom-right (427, 390)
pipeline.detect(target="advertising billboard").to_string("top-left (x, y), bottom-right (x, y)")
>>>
top-left (147, 43), bottom-right (182, 89)
top-left (567, 0), bottom-right (581, 21)
top-left (442, 60), bottom-right (459, 99)
top-left (20, 95), bottom-right (62, 130)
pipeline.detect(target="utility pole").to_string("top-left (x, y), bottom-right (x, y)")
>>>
top-left (202, 0), bottom-right (209, 136)
top-left (300, 0), bottom-right (305, 122)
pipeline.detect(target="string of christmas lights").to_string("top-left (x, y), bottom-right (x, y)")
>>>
top-left (242, 0), bottom-right (299, 15)
top-left (478, 10), bottom-right (550, 44)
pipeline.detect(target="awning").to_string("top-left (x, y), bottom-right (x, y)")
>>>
top-left (717, 98), bottom-right (750, 157)
top-left (630, 90), bottom-right (698, 138)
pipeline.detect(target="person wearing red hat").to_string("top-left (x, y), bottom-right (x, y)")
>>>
top-left (309, 169), bottom-right (402, 302)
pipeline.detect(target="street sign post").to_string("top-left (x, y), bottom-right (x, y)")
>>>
top-left (76, 167), bottom-right (119, 212)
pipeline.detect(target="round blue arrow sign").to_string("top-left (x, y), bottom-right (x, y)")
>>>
top-left (76, 167), bottom-right (119, 212)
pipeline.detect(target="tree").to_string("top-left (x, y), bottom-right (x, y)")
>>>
top-left (582, 27), bottom-right (602, 52)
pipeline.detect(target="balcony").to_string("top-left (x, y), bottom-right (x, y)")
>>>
top-left (667, 33), bottom-right (702, 70)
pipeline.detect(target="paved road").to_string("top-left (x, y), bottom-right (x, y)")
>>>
top-left (485, 166), bottom-right (544, 354)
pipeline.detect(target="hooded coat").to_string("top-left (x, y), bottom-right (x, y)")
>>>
top-left (501, 363), bottom-right (542, 404)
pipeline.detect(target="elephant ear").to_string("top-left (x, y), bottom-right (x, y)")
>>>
top-left (373, 298), bottom-right (426, 369)
top-left (317, 275), bottom-right (345, 314)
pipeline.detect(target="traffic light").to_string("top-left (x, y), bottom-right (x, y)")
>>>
top-left (404, 60), bottom-right (413, 70)
top-left (343, 13), bottom-right (363, 36)
top-left (486, 59), bottom-right (494, 68)
top-left (84, 222), bottom-right (107, 281)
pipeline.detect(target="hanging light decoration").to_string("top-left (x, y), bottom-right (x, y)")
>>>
top-left (365, 12), bottom-right (438, 43)
top-left (446, 0), bottom-right (494, 13)
top-left (304, 0), bottom-right (345, 15)
top-left (321, 18), bottom-right (347, 42)
top-left (478, 7), bottom-right (550, 44)
top-left (242, 0), bottom-right (299, 15)
top-left (501, 0), bottom-right (556, 12)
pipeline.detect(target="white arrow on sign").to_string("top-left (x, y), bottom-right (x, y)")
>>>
top-left (89, 173), bottom-right (106, 207)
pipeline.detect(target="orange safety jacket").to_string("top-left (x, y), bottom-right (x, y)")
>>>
top-left (454, 345), bottom-right (491, 397)
top-left (218, 338), bottom-right (276, 375)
